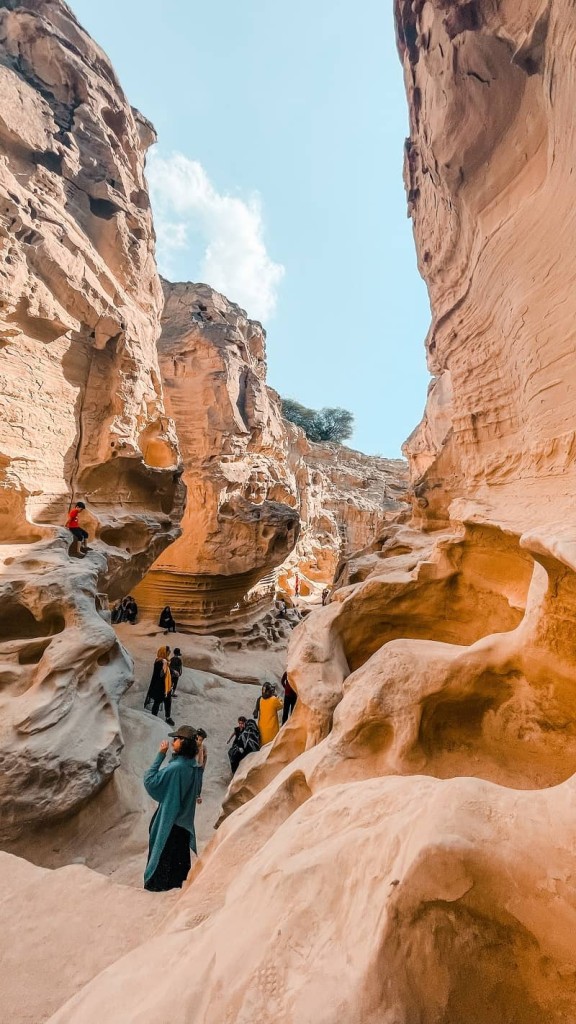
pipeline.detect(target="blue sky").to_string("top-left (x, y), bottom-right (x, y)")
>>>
top-left (71, 0), bottom-right (430, 456)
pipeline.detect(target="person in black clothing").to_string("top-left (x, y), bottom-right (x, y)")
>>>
top-left (170, 648), bottom-right (183, 695)
top-left (281, 671), bottom-right (297, 724)
top-left (126, 596), bottom-right (138, 624)
top-left (159, 606), bottom-right (176, 633)
top-left (144, 646), bottom-right (175, 726)
top-left (228, 718), bottom-right (260, 774)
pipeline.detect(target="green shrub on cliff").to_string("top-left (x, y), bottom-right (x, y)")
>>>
top-left (281, 398), bottom-right (354, 444)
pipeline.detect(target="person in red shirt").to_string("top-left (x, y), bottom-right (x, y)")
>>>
top-left (66, 501), bottom-right (90, 554)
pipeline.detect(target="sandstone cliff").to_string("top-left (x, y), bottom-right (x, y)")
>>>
top-left (283, 426), bottom-right (408, 589)
top-left (0, 0), bottom-right (183, 834)
top-left (46, 3), bottom-right (576, 1023)
top-left (134, 280), bottom-right (407, 635)
top-left (133, 280), bottom-right (300, 637)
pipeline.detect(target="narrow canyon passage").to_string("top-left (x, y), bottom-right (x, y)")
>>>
top-left (2, 621), bottom-right (286, 887)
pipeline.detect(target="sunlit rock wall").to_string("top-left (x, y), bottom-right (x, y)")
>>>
top-left (0, 0), bottom-right (183, 836)
top-left (133, 281), bottom-right (300, 634)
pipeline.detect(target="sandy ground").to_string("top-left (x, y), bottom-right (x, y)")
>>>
top-left (3, 621), bottom-right (287, 886)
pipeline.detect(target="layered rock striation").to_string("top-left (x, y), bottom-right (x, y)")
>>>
top-left (55, 3), bottom-right (576, 1022)
top-left (0, 0), bottom-right (183, 835)
top-left (135, 280), bottom-right (407, 634)
top-left (284, 426), bottom-right (408, 588)
top-left (133, 280), bottom-right (300, 635)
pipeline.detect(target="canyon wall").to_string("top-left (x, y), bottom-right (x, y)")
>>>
top-left (46, 3), bottom-right (576, 1023)
top-left (132, 280), bottom-right (300, 636)
top-left (0, 0), bottom-right (183, 835)
top-left (282, 424), bottom-right (408, 588)
top-left (134, 280), bottom-right (407, 635)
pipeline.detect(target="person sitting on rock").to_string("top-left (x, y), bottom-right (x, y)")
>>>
top-left (159, 605), bottom-right (176, 633)
top-left (144, 646), bottom-right (175, 726)
top-left (254, 683), bottom-right (283, 746)
top-left (143, 726), bottom-right (202, 892)
top-left (111, 600), bottom-right (123, 624)
top-left (228, 716), bottom-right (247, 744)
top-left (125, 596), bottom-right (138, 624)
top-left (66, 501), bottom-right (89, 555)
top-left (228, 717), bottom-right (260, 774)
top-left (169, 648), bottom-right (183, 695)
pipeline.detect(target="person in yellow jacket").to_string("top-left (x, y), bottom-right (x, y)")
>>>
top-left (254, 683), bottom-right (283, 745)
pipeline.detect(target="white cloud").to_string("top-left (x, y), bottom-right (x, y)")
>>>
top-left (147, 151), bottom-right (284, 322)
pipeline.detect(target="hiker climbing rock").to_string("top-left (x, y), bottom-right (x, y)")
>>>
top-left (66, 501), bottom-right (89, 555)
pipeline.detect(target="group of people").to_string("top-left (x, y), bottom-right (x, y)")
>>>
top-left (111, 596), bottom-right (138, 624)
top-left (226, 674), bottom-right (297, 774)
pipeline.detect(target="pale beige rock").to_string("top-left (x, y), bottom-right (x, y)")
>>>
top-left (0, 0), bottom-right (183, 833)
top-left (0, 851), bottom-right (175, 1024)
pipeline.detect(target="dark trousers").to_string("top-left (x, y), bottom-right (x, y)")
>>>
top-left (151, 694), bottom-right (172, 720)
top-left (282, 691), bottom-right (297, 724)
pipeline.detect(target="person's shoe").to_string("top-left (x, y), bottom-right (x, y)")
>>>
top-left (166, 718), bottom-right (175, 726)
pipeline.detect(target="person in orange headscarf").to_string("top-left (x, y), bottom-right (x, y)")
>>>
top-left (144, 646), bottom-right (175, 726)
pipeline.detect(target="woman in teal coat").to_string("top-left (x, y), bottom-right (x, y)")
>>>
top-left (143, 725), bottom-right (203, 891)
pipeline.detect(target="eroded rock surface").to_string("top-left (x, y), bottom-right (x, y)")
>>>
top-left (52, 2), bottom-right (576, 1021)
top-left (133, 280), bottom-right (300, 638)
top-left (282, 425), bottom-right (408, 590)
top-left (0, 0), bottom-right (182, 834)
top-left (8, 2), bottom-right (576, 1023)
top-left (135, 280), bottom-right (407, 636)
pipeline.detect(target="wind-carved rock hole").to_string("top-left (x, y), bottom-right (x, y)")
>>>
top-left (2, 600), bottom-right (65, 640)
top-left (88, 196), bottom-right (121, 220)
top-left (32, 150), bottom-right (63, 175)
top-left (138, 421), bottom-right (176, 469)
top-left (418, 669), bottom-right (576, 789)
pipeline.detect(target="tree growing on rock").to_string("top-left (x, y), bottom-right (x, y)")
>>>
top-left (282, 398), bottom-right (354, 444)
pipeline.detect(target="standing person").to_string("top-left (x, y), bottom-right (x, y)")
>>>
top-left (281, 671), bottom-right (297, 724)
top-left (321, 587), bottom-right (330, 606)
top-left (126, 596), bottom-right (138, 624)
top-left (144, 646), bottom-right (175, 726)
top-left (253, 683), bottom-right (283, 745)
top-left (159, 605), bottom-right (176, 633)
top-left (143, 726), bottom-right (202, 892)
top-left (195, 728), bottom-right (208, 800)
top-left (170, 647), bottom-right (183, 695)
top-left (66, 501), bottom-right (89, 555)
top-left (294, 573), bottom-right (300, 597)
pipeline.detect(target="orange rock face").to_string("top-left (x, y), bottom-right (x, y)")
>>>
top-left (57, 4), bottom-right (576, 1022)
top-left (0, 0), bottom-right (183, 832)
top-left (135, 281), bottom-right (407, 634)
top-left (133, 281), bottom-right (300, 634)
